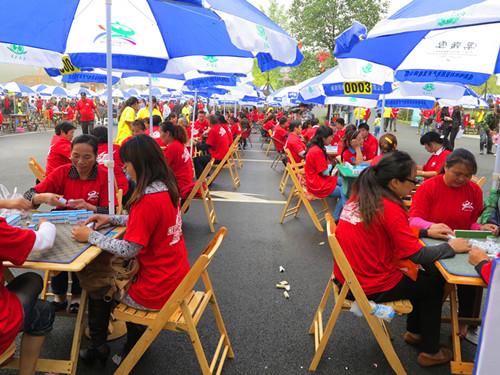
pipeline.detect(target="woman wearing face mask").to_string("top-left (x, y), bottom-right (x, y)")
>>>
top-left (335, 151), bottom-right (471, 367)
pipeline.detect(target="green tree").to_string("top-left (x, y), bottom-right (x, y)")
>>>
top-left (289, 0), bottom-right (388, 53)
top-left (470, 75), bottom-right (500, 97)
top-left (259, 0), bottom-right (290, 33)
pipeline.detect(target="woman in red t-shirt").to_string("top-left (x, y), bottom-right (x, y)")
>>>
top-left (160, 122), bottom-right (195, 200)
top-left (336, 151), bottom-right (471, 366)
top-left (305, 126), bottom-right (346, 220)
top-left (410, 148), bottom-right (498, 338)
top-left (72, 135), bottom-right (190, 365)
top-left (0, 198), bottom-right (56, 373)
top-left (417, 131), bottom-right (452, 178)
top-left (341, 128), bottom-right (366, 165)
top-left (370, 133), bottom-right (398, 166)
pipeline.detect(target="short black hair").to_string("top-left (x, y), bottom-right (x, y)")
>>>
top-left (72, 134), bottom-right (98, 155)
top-left (59, 121), bottom-right (76, 134)
top-left (288, 120), bottom-right (301, 132)
top-left (445, 148), bottom-right (477, 175)
top-left (336, 118), bottom-right (345, 126)
top-left (152, 115), bottom-right (162, 126)
top-left (90, 126), bottom-right (108, 144)
top-left (358, 122), bottom-right (369, 131)
top-left (420, 131), bottom-right (443, 146)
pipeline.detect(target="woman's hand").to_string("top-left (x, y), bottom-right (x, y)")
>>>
top-left (36, 193), bottom-right (64, 206)
top-left (448, 238), bottom-right (471, 253)
top-left (67, 199), bottom-right (89, 210)
top-left (84, 214), bottom-right (111, 230)
top-left (71, 224), bottom-right (93, 243)
top-left (480, 223), bottom-right (499, 236)
top-left (428, 223), bottom-right (454, 240)
top-left (0, 197), bottom-right (32, 210)
top-left (468, 247), bottom-right (490, 266)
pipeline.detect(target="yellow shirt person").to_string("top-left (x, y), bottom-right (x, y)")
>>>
top-left (136, 107), bottom-right (163, 122)
top-left (115, 105), bottom-right (136, 145)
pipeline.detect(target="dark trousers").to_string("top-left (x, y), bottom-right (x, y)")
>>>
top-left (443, 126), bottom-right (459, 150)
top-left (80, 120), bottom-right (94, 135)
top-left (367, 264), bottom-right (445, 354)
top-left (193, 155), bottom-right (220, 179)
top-left (51, 271), bottom-right (82, 296)
top-left (7, 272), bottom-right (55, 336)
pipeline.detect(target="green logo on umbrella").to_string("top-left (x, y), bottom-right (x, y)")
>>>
top-left (256, 25), bottom-right (270, 48)
top-left (422, 83), bottom-right (435, 93)
top-left (349, 97), bottom-right (358, 103)
top-left (362, 63), bottom-right (373, 74)
top-left (7, 44), bottom-right (27, 55)
top-left (203, 56), bottom-right (219, 64)
top-left (437, 12), bottom-right (464, 27)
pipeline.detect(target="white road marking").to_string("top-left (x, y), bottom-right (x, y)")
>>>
top-left (210, 190), bottom-right (286, 204)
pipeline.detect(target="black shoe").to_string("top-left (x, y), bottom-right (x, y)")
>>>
top-left (51, 300), bottom-right (68, 312)
top-left (69, 302), bottom-right (80, 314)
top-left (487, 152), bottom-right (494, 154)
top-left (80, 344), bottom-right (110, 366)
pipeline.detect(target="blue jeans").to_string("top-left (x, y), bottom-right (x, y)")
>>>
top-left (329, 179), bottom-right (347, 221)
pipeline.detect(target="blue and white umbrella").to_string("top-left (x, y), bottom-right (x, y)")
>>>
top-left (438, 87), bottom-right (488, 108)
top-left (39, 86), bottom-right (71, 97)
top-left (31, 84), bottom-right (48, 93)
top-left (97, 88), bottom-right (129, 99)
top-left (47, 68), bottom-right (122, 85)
top-left (70, 87), bottom-right (96, 97)
top-left (335, 1), bottom-right (500, 86)
top-left (0, 0), bottom-right (302, 74)
top-left (1, 82), bottom-right (35, 95)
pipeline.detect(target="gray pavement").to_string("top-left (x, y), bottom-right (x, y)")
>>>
top-left (0, 123), bottom-right (493, 375)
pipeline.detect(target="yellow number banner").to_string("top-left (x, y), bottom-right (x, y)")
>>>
top-left (343, 81), bottom-right (373, 95)
top-left (59, 55), bottom-right (80, 75)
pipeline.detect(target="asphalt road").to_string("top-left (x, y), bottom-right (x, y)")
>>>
top-left (0, 123), bottom-right (494, 375)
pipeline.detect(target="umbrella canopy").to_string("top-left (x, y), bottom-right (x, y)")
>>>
top-left (377, 87), bottom-right (435, 109)
top-left (1, 82), bottom-right (35, 95)
top-left (335, 1), bottom-right (500, 86)
top-left (31, 84), bottom-right (48, 93)
top-left (97, 88), bottom-right (129, 99)
top-left (0, 0), bottom-right (302, 74)
top-left (39, 86), bottom-right (71, 97)
top-left (438, 87), bottom-right (488, 108)
top-left (47, 68), bottom-right (122, 85)
top-left (70, 87), bottom-right (96, 97)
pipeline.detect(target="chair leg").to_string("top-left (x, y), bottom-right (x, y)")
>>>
top-left (360, 302), bottom-right (407, 375)
top-left (279, 188), bottom-right (302, 224)
top-left (41, 270), bottom-right (51, 300)
top-left (309, 283), bottom-right (349, 371)
top-left (279, 168), bottom-right (289, 194)
top-left (308, 280), bottom-right (333, 335)
top-left (302, 199), bottom-right (325, 232)
top-left (227, 161), bottom-right (240, 189)
top-left (265, 140), bottom-right (273, 156)
top-left (181, 302), bottom-right (212, 375)
top-left (201, 193), bottom-right (216, 233)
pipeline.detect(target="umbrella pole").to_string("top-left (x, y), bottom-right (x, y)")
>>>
top-left (380, 94), bottom-right (386, 135)
top-left (494, 153), bottom-right (500, 190)
top-left (148, 74), bottom-right (153, 134)
top-left (105, 0), bottom-right (115, 215)
top-left (190, 88), bottom-right (198, 154)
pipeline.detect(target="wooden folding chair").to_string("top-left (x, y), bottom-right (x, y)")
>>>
top-left (278, 148), bottom-right (304, 195)
top-left (472, 175), bottom-right (487, 188)
top-left (113, 227), bottom-right (234, 375)
top-left (230, 135), bottom-right (243, 169)
top-left (28, 157), bottom-right (46, 181)
top-left (270, 136), bottom-right (285, 170)
top-left (265, 129), bottom-right (274, 156)
top-left (207, 140), bottom-right (240, 189)
top-left (309, 213), bottom-right (413, 373)
top-left (182, 159), bottom-right (218, 232)
top-left (279, 161), bottom-right (330, 232)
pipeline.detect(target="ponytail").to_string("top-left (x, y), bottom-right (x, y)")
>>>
top-left (160, 121), bottom-right (187, 144)
top-left (307, 125), bottom-right (333, 159)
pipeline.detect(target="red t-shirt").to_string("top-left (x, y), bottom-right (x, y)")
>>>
top-left (76, 98), bottom-right (96, 122)
top-left (163, 140), bottom-right (195, 200)
top-left (50, 134), bottom-right (61, 146)
top-left (206, 124), bottom-right (229, 160)
top-left (194, 119), bottom-right (209, 133)
top-left (34, 164), bottom-right (112, 209)
top-left (370, 154), bottom-right (384, 166)
top-left (363, 133), bottom-right (378, 160)
top-left (45, 137), bottom-right (72, 176)
top-left (230, 122), bottom-right (242, 138)
top-left (0, 110), bottom-right (3, 125)
top-left (221, 123), bottom-right (233, 146)
top-left (96, 143), bottom-right (129, 196)
top-left (422, 148), bottom-right (451, 173)
top-left (272, 126), bottom-right (288, 152)
top-left (305, 145), bottom-right (337, 198)
top-left (285, 132), bottom-right (306, 163)
top-left (65, 106), bottom-right (75, 121)
top-left (331, 127), bottom-right (346, 146)
top-left (263, 120), bottom-right (275, 132)
top-left (478, 254), bottom-right (499, 284)
top-left (342, 147), bottom-right (367, 164)
top-left (0, 218), bottom-right (36, 355)
top-left (335, 198), bottom-right (422, 295)
top-left (303, 126), bottom-right (319, 143)
top-left (125, 192), bottom-right (190, 309)
top-left (148, 126), bottom-right (166, 148)
top-left (409, 175), bottom-right (483, 230)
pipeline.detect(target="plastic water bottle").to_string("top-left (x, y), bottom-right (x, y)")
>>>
top-left (350, 301), bottom-right (396, 322)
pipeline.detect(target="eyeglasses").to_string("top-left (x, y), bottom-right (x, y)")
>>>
top-left (405, 178), bottom-right (418, 185)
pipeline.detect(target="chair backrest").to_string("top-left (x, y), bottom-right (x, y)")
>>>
top-left (325, 213), bottom-right (373, 310)
top-left (152, 227), bottom-right (228, 323)
top-left (28, 157), bottom-right (45, 181)
top-left (474, 176), bottom-right (487, 188)
top-left (284, 148), bottom-right (305, 169)
top-left (207, 140), bottom-right (238, 185)
top-left (181, 158), bottom-right (215, 213)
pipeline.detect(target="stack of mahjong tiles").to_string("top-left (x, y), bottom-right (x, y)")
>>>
top-left (6, 213), bottom-right (22, 227)
top-left (470, 238), bottom-right (500, 258)
top-left (28, 210), bottom-right (94, 229)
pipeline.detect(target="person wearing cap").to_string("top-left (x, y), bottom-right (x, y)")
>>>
top-left (76, 92), bottom-right (98, 134)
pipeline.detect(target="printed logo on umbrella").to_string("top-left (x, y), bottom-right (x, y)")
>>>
top-left (94, 22), bottom-right (136, 45)
top-left (361, 63), bottom-right (373, 74)
top-left (437, 12), bottom-right (465, 27)
top-left (256, 25), bottom-right (270, 49)
top-left (422, 83), bottom-right (435, 94)
top-left (7, 44), bottom-right (28, 61)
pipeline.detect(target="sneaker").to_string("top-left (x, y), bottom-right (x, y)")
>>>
top-left (480, 151), bottom-right (485, 155)
top-left (417, 347), bottom-right (452, 367)
top-left (465, 327), bottom-right (480, 345)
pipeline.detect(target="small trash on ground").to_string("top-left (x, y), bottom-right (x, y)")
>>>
top-left (279, 265), bottom-right (285, 272)
top-left (319, 241), bottom-right (325, 245)
top-left (372, 363), bottom-right (378, 368)
top-left (283, 291), bottom-right (290, 299)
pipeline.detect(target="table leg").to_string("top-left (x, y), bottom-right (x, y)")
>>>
top-left (449, 284), bottom-right (475, 375)
top-left (69, 289), bottom-right (87, 375)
